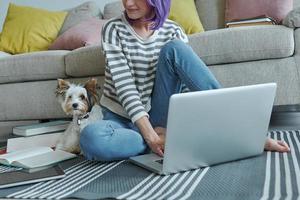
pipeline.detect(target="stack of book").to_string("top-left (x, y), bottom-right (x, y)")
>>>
top-left (0, 120), bottom-right (76, 189)
top-left (226, 15), bottom-right (277, 28)
top-left (7, 120), bottom-right (70, 152)
top-left (0, 146), bottom-right (75, 189)
top-left (0, 146), bottom-right (76, 173)
top-left (12, 120), bottom-right (70, 137)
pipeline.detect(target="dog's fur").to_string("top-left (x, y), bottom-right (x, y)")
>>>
top-left (55, 78), bottom-right (100, 154)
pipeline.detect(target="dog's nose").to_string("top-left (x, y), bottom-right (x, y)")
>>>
top-left (72, 103), bottom-right (78, 109)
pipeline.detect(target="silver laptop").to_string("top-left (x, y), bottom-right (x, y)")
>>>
top-left (129, 83), bottom-right (277, 175)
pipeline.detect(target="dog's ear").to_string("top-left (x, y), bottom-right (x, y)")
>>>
top-left (55, 79), bottom-right (70, 97)
top-left (84, 78), bottom-right (100, 105)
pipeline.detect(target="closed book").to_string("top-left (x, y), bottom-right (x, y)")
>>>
top-left (13, 120), bottom-right (70, 137)
top-left (0, 146), bottom-right (76, 169)
top-left (22, 164), bottom-right (57, 173)
top-left (0, 165), bottom-right (65, 189)
top-left (227, 21), bottom-right (274, 28)
top-left (226, 15), bottom-right (277, 28)
top-left (7, 132), bottom-right (63, 152)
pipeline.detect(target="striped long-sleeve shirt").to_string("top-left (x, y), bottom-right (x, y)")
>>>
top-left (100, 14), bottom-right (188, 123)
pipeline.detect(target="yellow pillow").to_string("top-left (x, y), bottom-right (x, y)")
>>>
top-left (169, 0), bottom-right (204, 35)
top-left (0, 3), bottom-right (67, 54)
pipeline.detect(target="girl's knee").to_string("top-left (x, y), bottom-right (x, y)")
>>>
top-left (161, 39), bottom-right (188, 54)
top-left (80, 121), bottom-right (114, 160)
top-left (80, 131), bottom-right (114, 161)
top-left (80, 122), bottom-right (147, 161)
top-left (81, 123), bottom-right (104, 144)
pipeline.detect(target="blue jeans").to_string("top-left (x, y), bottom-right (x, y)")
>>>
top-left (80, 40), bottom-right (221, 161)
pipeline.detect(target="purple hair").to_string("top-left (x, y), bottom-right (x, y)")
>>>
top-left (125, 0), bottom-right (171, 30)
top-left (147, 0), bottom-right (171, 30)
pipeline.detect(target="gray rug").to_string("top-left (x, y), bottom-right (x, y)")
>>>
top-left (0, 130), bottom-right (299, 200)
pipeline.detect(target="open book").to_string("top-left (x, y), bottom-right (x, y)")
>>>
top-left (0, 147), bottom-right (76, 170)
top-left (6, 132), bottom-right (63, 152)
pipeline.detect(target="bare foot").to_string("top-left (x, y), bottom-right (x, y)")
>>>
top-left (264, 138), bottom-right (290, 152)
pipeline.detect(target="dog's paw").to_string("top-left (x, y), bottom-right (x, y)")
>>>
top-left (55, 143), bottom-right (65, 151)
top-left (63, 145), bottom-right (81, 154)
top-left (71, 146), bottom-right (82, 155)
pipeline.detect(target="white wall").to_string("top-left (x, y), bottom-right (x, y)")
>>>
top-left (0, 0), bottom-right (118, 31)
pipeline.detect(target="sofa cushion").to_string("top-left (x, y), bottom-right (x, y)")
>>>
top-left (209, 57), bottom-right (300, 106)
top-left (188, 25), bottom-right (294, 65)
top-left (58, 1), bottom-right (102, 35)
top-left (195, 0), bottom-right (225, 30)
top-left (225, 0), bottom-right (293, 24)
top-left (49, 18), bottom-right (107, 50)
top-left (169, 0), bottom-right (204, 34)
top-left (283, 7), bottom-right (300, 28)
top-left (65, 45), bottom-right (105, 77)
top-left (0, 50), bottom-right (69, 84)
top-left (195, 0), bottom-right (293, 29)
top-left (0, 3), bottom-right (67, 54)
top-left (295, 0), bottom-right (300, 8)
top-left (103, 1), bottom-right (123, 19)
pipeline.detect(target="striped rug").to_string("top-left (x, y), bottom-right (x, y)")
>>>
top-left (0, 130), bottom-right (299, 200)
top-left (0, 165), bottom-right (22, 173)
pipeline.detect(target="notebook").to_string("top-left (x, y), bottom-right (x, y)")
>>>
top-left (0, 165), bottom-right (65, 189)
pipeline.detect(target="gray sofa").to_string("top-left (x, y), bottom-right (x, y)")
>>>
top-left (1, 0), bottom-right (300, 139)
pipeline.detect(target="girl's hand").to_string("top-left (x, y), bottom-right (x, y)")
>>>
top-left (264, 138), bottom-right (290, 152)
top-left (154, 127), bottom-right (166, 140)
top-left (135, 117), bottom-right (165, 157)
top-left (146, 133), bottom-right (165, 157)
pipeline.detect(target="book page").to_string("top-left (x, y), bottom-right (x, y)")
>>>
top-left (0, 147), bottom-right (53, 165)
top-left (7, 132), bottom-right (63, 152)
top-left (13, 150), bottom-right (76, 169)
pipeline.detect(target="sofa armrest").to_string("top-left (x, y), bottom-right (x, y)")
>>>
top-left (189, 25), bottom-right (294, 65)
top-left (65, 45), bottom-right (105, 77)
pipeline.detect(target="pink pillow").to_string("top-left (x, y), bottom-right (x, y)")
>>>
top-left (225, 0), bottom-right (293, 24)
top-left (49, 18), bottom-right (107, 50)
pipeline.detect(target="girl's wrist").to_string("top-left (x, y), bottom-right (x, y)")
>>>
top-left (143, 130), bottom-right (159, 144)
top-left (135, 116), bottom-right (157, 141)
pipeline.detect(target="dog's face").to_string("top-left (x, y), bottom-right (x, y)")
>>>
top-left (55, 79), bottom-right (99, 116)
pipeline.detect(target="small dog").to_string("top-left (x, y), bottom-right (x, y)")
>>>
top-left (55, 78), bottom-right (101, 154)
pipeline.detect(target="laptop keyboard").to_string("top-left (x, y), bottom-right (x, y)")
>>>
top-left (155, 159), bottom-right (164, 164)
